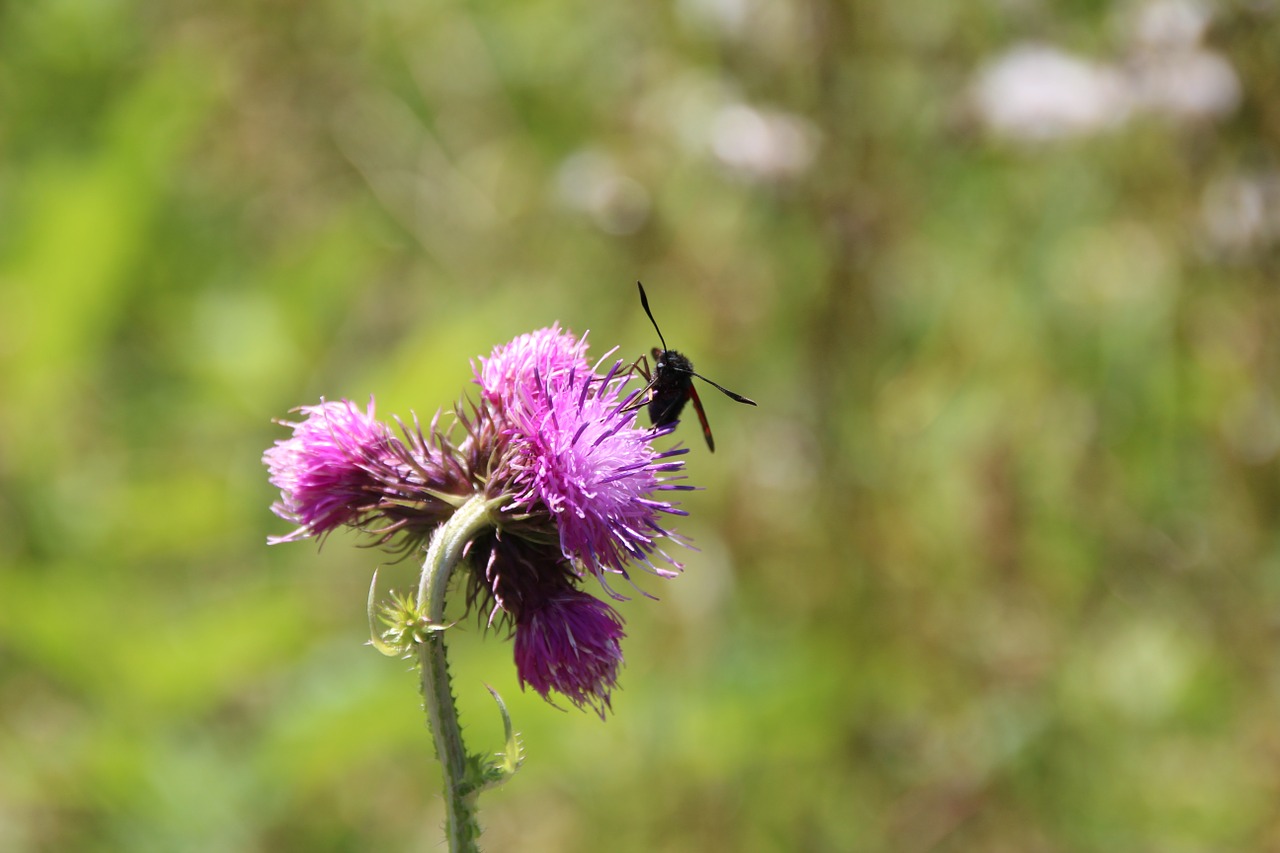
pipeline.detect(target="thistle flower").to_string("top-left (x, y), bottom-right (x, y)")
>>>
top-left (476, 328), bottom-right (693, 594)
top-left (263, 398), bottom-right (398, 543)
top-left (464, 531), bottom-right (627, 712)
top-left (513, 588), bottom-right (626, 718)
top-left (263, 399), bottom-right (469, 549)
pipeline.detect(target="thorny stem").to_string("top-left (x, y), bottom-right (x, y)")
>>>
top-left (417, 493), bottom-right (502, 852)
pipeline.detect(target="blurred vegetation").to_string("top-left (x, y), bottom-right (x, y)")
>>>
top-left (3, 1), bottom-right (1280, 850)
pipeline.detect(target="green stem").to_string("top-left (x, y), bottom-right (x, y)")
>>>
top-left (417, 493), bottom-right (499, 852)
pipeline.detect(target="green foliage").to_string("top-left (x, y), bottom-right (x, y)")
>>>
top-left (3, 1), bottom-right (1278, 850)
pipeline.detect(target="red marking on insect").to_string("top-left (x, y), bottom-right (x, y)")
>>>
top-left (631, 281), bottom-right (756, 452)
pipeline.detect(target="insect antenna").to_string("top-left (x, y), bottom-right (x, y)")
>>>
top-left (637, 281), bottom-right (668, 352)
top-left (691, 372), bottom-right (757, 406)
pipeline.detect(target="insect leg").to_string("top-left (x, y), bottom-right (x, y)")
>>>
top-left (619, 352), bottom-right (657, 414)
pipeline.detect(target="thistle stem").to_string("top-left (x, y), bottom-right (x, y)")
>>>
top-left (417, 493), bottom-right (498, 853)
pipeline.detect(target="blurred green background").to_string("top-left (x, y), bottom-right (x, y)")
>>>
top-left (3, 1), bottom-right (1279, 850)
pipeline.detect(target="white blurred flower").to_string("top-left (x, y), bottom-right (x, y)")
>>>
top-left (972, 44), bottom-right (1132, 142)
top-left (1121, 0), bottom-right (1239, 123)
top-left (972, 1), bottom-right (1240, 143)
top-left (1129, 48), bottom-right (1240, 122)
top-left (554, 150), bottom-right (651, 235)
top-left (710, 103), bottom-right (819, 182)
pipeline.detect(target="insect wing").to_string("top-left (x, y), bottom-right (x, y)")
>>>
top-left (688, 384), bottom-right (716, 452)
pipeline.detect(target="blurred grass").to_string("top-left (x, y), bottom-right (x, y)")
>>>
top-left (2, 1), bottom-right (1279, 850)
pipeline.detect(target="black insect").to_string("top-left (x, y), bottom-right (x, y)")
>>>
top-left (632, 281), bottom-right (756, 452)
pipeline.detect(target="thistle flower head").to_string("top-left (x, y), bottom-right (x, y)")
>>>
top-left (495, 360), bottom-right (691, 591)
top-left (264, 399), bottom-right (471, 549)
top-left (472, 325), bottom-right (693, 592)
top-left (263, 398), bottom-right (396, 543)
top-left (513, 588), bottom-right (626, 718)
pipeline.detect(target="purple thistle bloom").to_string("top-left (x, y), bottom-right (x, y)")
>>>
top-left (476, 327), bottom-right (693, 594)
top-left (465, 532), bottom-right (626, 712)
top-left (263, 398), bottom-right (396, 543)
top-left (514, 588), bottom-right (626, 718)
top-left (264, 399), bottom-right (469, 549)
